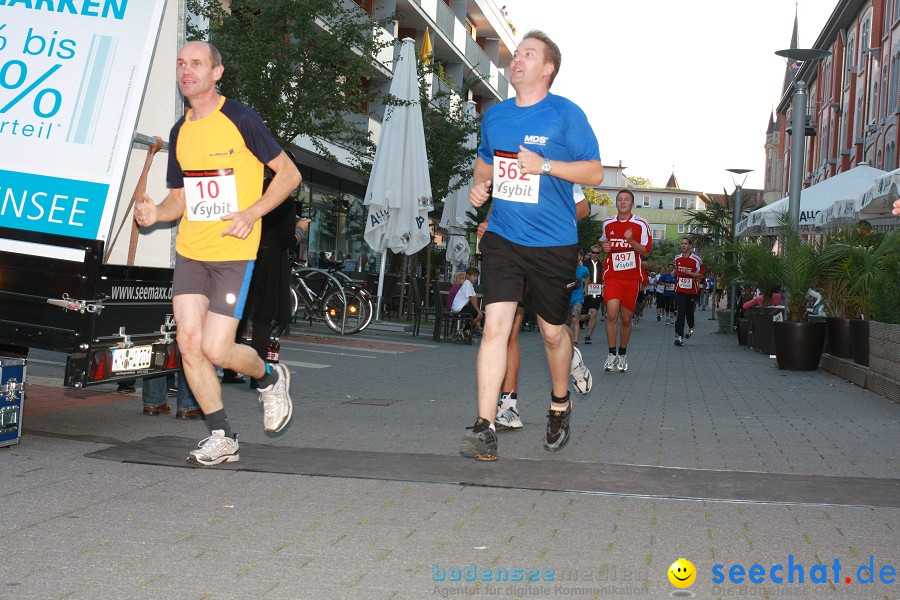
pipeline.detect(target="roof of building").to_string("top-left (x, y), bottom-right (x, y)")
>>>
top-left (665, 171), bottom-right (680, 189)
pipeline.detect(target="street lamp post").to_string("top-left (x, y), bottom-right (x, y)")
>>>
top-left (727, 169), bottom-right (752, 332)
top-left (775, 48), bottom-right (831, 228)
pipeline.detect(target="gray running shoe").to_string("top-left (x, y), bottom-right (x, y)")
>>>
top-left (604, 353), bottom-right (617, 372)
top-left (258, 363), bottom-right (293, 433)
top-left (570, 346), bottom-right (592, 394)
top-left (188, 430), bottom-right (239, 466)
top-left (460, 417), bottom-right (498, 460)
top-left (616, 354), bottom-right (628, 373)
top-left (496, 393), bottom-right (523, 430)
top-left (544, 402), bottom-right (572, 452)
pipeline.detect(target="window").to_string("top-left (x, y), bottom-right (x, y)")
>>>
top-left (896, 0), bottom-right (900, 24)
top-left (674, 197), bottom-right (686, 209)
top-left (847, 36), bottom-right (856, 73)
top-left (861, 18), bottom-right (871, 60)
top-left (687, 198), bottom-right (696, 210)
top-left (650, 227), bottom-right (665, 240)
top-left (891, 49), bottom-right (900, 112)
top-left (677, 224), bottom-right (685, 234)
top-left (643, 195), bottom-right (650, 207)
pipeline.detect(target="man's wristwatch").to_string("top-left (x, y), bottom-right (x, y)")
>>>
top-left (541, 159), bottom-right (552, 174)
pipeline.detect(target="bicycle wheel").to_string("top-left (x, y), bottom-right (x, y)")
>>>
top-left (322, 287), bottom-right (370, 334)
top-left (289, 286), bottom-right (299, 318)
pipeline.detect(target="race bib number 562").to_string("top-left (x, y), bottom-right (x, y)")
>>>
top-left (493, 150), bottom-right (540, 204)
top-left (184, 169), bottom-right (239, 221)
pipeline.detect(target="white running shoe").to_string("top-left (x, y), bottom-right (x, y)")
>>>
top-left (188, 430), bottom-right (239, 466)
top-left (616, 354), bottom-right (628, 373)
top-left (496, 393), bottom-right (523, 430)
top-left (258, 363), bottom-right (293, 433)
top-left (570, 346), bottom-right (592, 394)
top-left (604, 353), bottom-right (617, 372)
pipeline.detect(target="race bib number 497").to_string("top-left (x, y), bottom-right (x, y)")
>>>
top-left (612, 251), bottom-right (636, 271)
top-left (184, 169), bottom-right (239, 221)
top-left (493, 150), bottom-right (540, 204)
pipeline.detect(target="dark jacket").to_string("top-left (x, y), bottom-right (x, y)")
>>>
top-left (246, 198), bottom-right (297, 323)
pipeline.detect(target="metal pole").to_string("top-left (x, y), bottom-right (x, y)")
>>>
top-left (375, 251), bottom-right (388, 321)
top-left (788, 80), bottom-right (807, 229)
top-left (730, 184), bottom-right (743, 331)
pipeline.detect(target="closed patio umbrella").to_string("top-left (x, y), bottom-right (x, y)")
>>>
top-left (364, 38), bottom-right (433, 319)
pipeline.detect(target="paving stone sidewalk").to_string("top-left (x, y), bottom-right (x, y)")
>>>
top-left (2, 306), bottom-right (898, 599)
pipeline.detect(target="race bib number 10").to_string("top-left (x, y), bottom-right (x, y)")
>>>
top-left (612, 251), bottom-right (636, 271)
top-left (184, 169), bottom-right (239, 221)
top-left (493, 150), bottom-right (540, 204)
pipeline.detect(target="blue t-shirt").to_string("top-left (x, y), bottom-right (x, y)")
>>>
top-left (570, 264), bottom-right (590, 307)
top-left (478, 93), bottom-right (601, 247)
top-left (658, 273), bottom-right (677, 297)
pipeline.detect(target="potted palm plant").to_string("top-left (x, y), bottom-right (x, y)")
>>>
top-left (823, 229), bottom-right (899, 366)
top-left (734, 241), bottom-right (783, 349)
top-left (769, 217), bottom-right (826, 370)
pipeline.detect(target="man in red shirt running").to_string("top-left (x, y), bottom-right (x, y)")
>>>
top-left (599, 189), bottom-right (651, 373)
top-left (673, 237), bottom-right (704, 346)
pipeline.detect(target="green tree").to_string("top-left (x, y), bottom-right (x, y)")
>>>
top-left (684, 191), bottom-right (747, 281)
top-left (645, 238), bottom-right (679, 272)
top-left (186, 0), bottom-right (394, 164)
top-left (577, 211), bottom-right (605, 251)
top-left (418, 65), bottom-right (482, 209)
top-left (626, 175), bottom-right (653, 188)
top-left (583, 186), bottom-right (611, 206)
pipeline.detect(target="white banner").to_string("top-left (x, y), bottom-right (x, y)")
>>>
top-left (0, 0), bottom-right (167, 241)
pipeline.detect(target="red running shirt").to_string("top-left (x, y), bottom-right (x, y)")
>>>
top-left (600, 215), bottom-right (652, 281)
top-left (674, 253), bottom-right (704, 295)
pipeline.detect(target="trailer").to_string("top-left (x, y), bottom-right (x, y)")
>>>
top-left (0, 0), bottom-right (185, 391)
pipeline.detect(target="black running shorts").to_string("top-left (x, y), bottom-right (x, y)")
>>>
top-left (479, 232), bottom-right (576, 326)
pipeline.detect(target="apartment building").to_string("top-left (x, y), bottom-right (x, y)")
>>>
top-left (588, 164), bottom-right (708, 242)
top-left (767, 0), bottom-right (900, 195)
top-left (293, 0), bottom-right (516, 267)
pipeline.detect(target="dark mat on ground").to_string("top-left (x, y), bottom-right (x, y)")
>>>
top-left (85, 436), bottom-right (900, 508)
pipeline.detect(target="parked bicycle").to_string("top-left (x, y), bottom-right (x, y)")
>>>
top-left (288, 261), bottom-right (374, 334)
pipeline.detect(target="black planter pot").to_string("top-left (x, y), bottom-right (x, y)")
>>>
top-left (773, 321), bottom-right (826, 371)
top-left (736, 318), bottom-right (750, 346)
top-left (748, 306), bottom-right (780, 355)
top-left (849, 318), bottom-right (870, 367)
top-left (716, 309), bottom-right (732, 334)
top-left (825, 316), bottom-right (853, 358)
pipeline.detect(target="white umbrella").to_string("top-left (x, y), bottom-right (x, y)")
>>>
top-left (739, 164), bottom-right (885, 236)
top-left (857, 167), bottom-right (900, 216)
top-left (814, 197), bottom-right (858, 230)
top-left (440, 100), bottom-right (477, 271)
top-left (364, 38), bottom-right (433, 319)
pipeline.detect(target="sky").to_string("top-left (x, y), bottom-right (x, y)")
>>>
top-left (504, 0), bottom-right (839, 194)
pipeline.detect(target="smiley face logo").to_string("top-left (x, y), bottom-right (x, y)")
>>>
top-left (668, 558), bottom-right (696, 588)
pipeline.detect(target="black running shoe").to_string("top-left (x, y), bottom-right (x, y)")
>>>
top-left (460, 417), bottom-right (498, 461)
top-left (544, 402), bottom-right (572, 452)
top-left (584, 336), bottom-right (591, 344)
